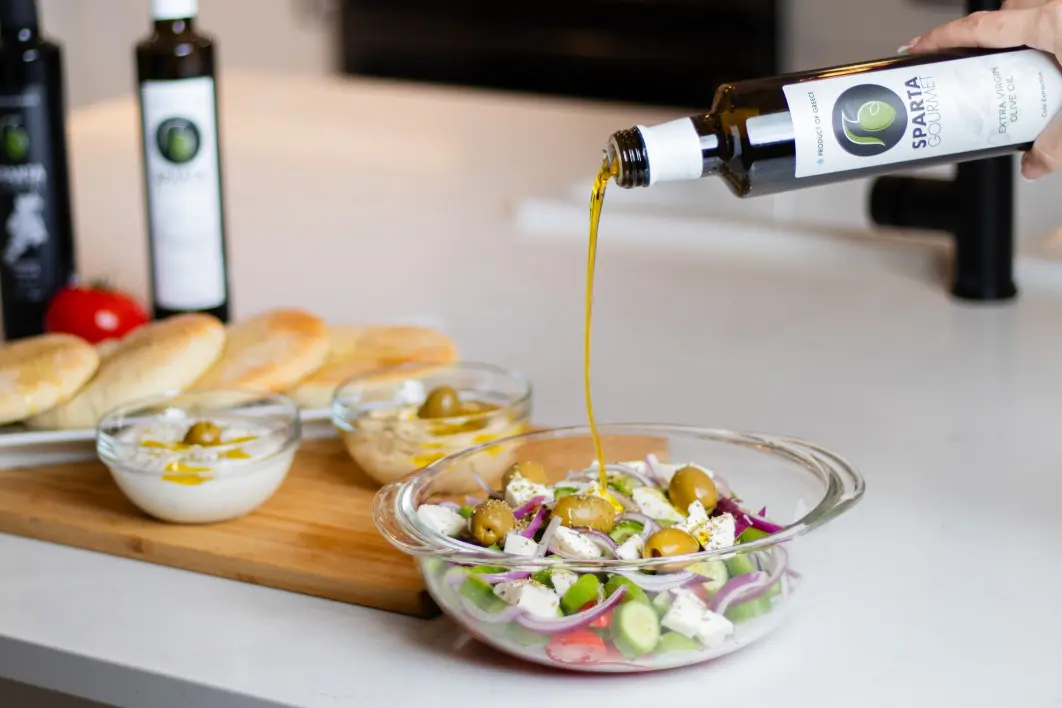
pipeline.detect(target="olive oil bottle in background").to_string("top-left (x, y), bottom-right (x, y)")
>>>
top-left (0, 0), bottom-right (76, 340)
top-left (606, 48), bottom-right (1062, 197)
top-left (136, 0), bottom-right (230, 321)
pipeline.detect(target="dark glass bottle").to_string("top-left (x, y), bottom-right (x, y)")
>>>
top-left (136, 0), bottom-right (230, 322)
top-left (607, 47), bottom-right (1062, 197)
top-left (0, 0), bottom-right (76, 340)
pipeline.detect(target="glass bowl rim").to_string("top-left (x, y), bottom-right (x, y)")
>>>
top-left (331, 361), bottom-right (533, 431)
top-left (96, 388), bottom-right (302, 476)
top-left (373, 423), bottom-right (865, 571)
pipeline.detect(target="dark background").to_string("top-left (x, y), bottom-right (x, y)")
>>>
top-left (338, 0), bottom-right (779, 108)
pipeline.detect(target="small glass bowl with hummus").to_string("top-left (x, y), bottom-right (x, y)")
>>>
top-left (96, 390), bottom-right (301, 524)
top-left (332, 362), bottom-right (532, 488)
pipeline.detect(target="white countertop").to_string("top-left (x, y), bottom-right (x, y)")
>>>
top-left (2, 71), bottom-right (1062, 707)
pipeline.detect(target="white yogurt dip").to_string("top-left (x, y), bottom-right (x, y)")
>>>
top-left (102, 416), bottom-right (296, 524)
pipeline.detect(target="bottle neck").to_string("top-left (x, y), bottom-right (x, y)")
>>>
top-left (0, 0), bottom-right (39, 40)
top-left (0, 24), bottom-right (39, 42)
top-left (607, 116), bottom-right (724, 189)
top-left (153, 17), bottom-right (196, 37)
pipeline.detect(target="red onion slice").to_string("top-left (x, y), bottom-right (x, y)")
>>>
top-left (436, 501), bottom-right (462, 511)
top-left (644, 454), bottom-right (667, 485)
top-left (609, 489), bottom-right (638, 511)
top-left (611, 463), bottom-right (656, 489)
top-left (471, 472), bottom-right (500, 499)
top-left (613, 569), bottom-right (696, 592)
top-left (477, 570), bottom-right (533, 584)
top-left (757, 506), bottom-right (767, 517)
top-left (520, 505), bottom-right (548, 538)
top-left (617, 512), bottom-right (659, 535)
top-left (708, 571), bottom-right (770, 614)
top-left (734, 514), bottom-right (752, 538)
top-left (464, 496), bottom-right (486, 506)
top-left (534, 517), bottom-right (562, 557)
top-left (515, 585), bottom-right (626, 634)
top-left (583, 529), bottom-right (618, 557)
top-left (458, 596), bottom-right (524, 624)
top-left (716, 497), bottom-right (784, 534)
top-left (512, 496), bottom-right (546, 519)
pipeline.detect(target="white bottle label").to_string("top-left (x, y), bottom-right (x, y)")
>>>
top-left (782, 49), bottom-right (1062, 179)
top-left (140, 76), bottom-right (226, 310)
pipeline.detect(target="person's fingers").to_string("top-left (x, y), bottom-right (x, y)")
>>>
top-left (1021, 117), bottom-right (1062, 179)
top-left (905, 7), bottom-right (1049, 53)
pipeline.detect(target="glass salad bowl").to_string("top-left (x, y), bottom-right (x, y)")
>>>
top-left (97, 389), bottom-right (301, 524)
top-left (373, 424), bottom-right (864, 673)
top-left (333, 362), bottom-right (531, 487)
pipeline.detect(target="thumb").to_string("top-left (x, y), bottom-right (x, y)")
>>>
top-left (1022, 116), bottom-right (1062, 179)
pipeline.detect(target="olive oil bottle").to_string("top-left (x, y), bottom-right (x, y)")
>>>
top-left (606, 48), bottom-right (1062, 197)
top-left (0, 0), bottom-right (76, 340)
top-left (136, 0), bottom-right (230, 321)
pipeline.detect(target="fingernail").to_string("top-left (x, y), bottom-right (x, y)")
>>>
top-left (897, 36), bottom-right (921, 54)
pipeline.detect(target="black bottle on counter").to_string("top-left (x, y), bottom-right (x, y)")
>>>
top-left (136, 0), bottom-right (230, 322)
top-left (0, 0), bottom-right (76, 340)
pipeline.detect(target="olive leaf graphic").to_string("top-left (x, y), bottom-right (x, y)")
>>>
top-left (4, 127), bottom-right (28, 161)
top-left (165, 126), bottom-right (197, 162)
top-left (841, 100), bottom-right (896, 147)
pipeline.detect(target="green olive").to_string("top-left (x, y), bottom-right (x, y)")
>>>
top-left (417, 385), bottom-right (463, 419)
top-left (642, 527), bottom-right (700, 561)
top-left (669, 465), bottom-right (719, 514)
top-left (551, 494), bottom-right (616, 533)
top-left (501, 461), bottom-right (549, 489)
top-left (469, 499), bottom-right (516, 546)
top-left (183, 420), bottom-right (223, 446)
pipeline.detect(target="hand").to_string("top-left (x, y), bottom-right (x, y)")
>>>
top-left (901, 0), bottom-right (1062, 179)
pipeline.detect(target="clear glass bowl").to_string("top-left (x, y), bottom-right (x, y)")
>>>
top-left (373, 424), bottom-right (864, 673)
top-left (97, 389), bottom-right (301, 524)
top-left (332, 362), bottom-right (531, 487)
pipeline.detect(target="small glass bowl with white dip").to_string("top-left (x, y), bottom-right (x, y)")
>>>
top-left (96, 390), bottom-right (301, 524)
top-left (333, 362), bottom-right (532, 488)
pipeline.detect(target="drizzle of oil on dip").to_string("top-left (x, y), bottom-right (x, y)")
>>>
top-left (139, 424), bottom-right (258, 485)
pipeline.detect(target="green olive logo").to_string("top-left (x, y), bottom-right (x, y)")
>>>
top-left (0, 122), bottom-right (29, 162)
top-left (832, 86), bottom-right (907, 157)
top-left (156, 117), bottom-right (201, 164)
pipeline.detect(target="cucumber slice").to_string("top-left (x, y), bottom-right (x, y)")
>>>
top-left (724, 553), bottom-right (758, 577)
top-left (603, 575), bottom-right (650, 605)
top-left (505, 623), bottom-right (550, 647)
top-left (688, 560), bottom-right (729, 594)
top-left (560, 574), bottom-right (602, 615)
top-left (607, 477), bottom-right (634, 496)
top-left (554, 486), bottom-right (577, 500)
top-left (737, 527), bottom-right (769, 544)
top-left (468, 565), bottom-right (506, 575)
top-left (654, 631), bottom-right (701, 655)
top-left (608, 519), bottom-right (644, 544)
top-left (530, 569), bottom-right (553, 586)
top-left (459, 575), bottom-right (507, 612)
top-left (610, 601), bottom-right (661, 658)
top-left (651, 590), bottom-right (673, 617)
top-left (724, 595), bottom-right (772, 624)
top-left (458, 506), bottom-right (474, 519)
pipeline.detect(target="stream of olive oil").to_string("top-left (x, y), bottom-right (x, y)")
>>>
top-left (586, 156), bottom-right (616, 492)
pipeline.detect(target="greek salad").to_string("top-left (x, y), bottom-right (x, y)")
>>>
top-left (415, 455), bottom-right (796, 668)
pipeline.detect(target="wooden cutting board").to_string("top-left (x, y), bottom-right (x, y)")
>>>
top-left (0, 434), bottom-right (668, 618)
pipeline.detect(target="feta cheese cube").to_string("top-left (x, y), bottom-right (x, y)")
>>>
top-left (693, 609), bottom-right (735, 649)
top-left (615, 533), bottom-right (645, 561)
top-left (692, 512), bottom-right (736, 551)
top-left (502, 532), bottom-right (539, 556)
top-left (550, 570), bottom-right (579, 596)
top-left (632, 487), bottom-right (683, 523)
top-left (492, 580), bottom-right (560, 618)
top-left (661, 588), bottom-right (710, 639)
top-left (661, 588), bottom-right (734, 648)
top-left (675, 501), bottom-right (709, 535)
top-left (552, 526), bottom-right (603, 559)
top-left (416, 504), bottom-right (466, 537)
top-left (504, 473), bottom-right (555, 508)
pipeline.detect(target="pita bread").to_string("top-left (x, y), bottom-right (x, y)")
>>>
top-left (193, 308), bottom-right (329, 393)
top-left (26, 314), bottom-right (226, 430)
top-left (0, 334), bottom-right (99, 425)
top-left (288, 324), bottom-right (458, 408)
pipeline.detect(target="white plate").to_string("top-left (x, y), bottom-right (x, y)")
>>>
top-left (0, 407), bottom-right (336, 469)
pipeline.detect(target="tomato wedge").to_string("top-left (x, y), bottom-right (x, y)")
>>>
top-left (589, 609), bottom-right (613, 629)
top-left (545, 629), bottom-right (607, 666)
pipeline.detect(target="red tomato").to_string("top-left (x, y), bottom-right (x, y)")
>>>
top-left (579, 601), bottom-right (612, 629)
top-left (545, 629), bottom-right (607, 666)
top-left (45, 284), bottom-right (149, 343)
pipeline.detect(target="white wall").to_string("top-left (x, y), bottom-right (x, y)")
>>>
top-left (38, 0), bottom-right (337, 109)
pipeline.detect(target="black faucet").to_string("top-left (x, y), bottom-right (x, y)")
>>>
top-left (869, 0), bottom-right (1017, 302)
